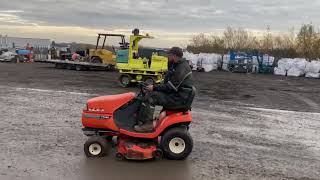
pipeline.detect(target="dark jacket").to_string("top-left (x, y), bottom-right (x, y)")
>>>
top-left (154, 58), bottom-right (193, 101)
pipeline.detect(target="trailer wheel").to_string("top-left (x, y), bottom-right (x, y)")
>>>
top-left (55, 63), bottom-right (64, 69)
top-left (108, 65), bottom-right (115, 71)
top-left (105, 65), bottom-right (114, 71)
top-left (75, 65), bottom-right (83, 71)
top-left (119, 74), bottom-right (132, 87)
top-left (228, 65), bottom-right (235, 73)
top-left (66, 64), bottom-right (75, 70)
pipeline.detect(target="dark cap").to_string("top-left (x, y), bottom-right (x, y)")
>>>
top-left (168, 47), bottom-right (183, 58)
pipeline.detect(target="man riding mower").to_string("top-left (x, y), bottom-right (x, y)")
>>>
top-left (134, 47), bottom-right (194, 132)
top-left (81, 47), bottom-right (196, 160)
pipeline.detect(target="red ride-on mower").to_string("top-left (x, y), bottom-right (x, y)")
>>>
top-left (82, 84), bottom-right (196, 160)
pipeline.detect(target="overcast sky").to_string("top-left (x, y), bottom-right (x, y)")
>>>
top-left (0, 0), bottom-right (318, 47)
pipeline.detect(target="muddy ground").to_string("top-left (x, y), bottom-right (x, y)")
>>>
top-left (0, 62), bottom-right (319, 180)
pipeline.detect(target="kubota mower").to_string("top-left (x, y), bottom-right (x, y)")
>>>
top-left (82, 84), bottom-right (196, 160)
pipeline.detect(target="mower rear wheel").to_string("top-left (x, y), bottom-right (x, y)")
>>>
top-left (119, 74), bottom-right (132, 88)
top-left (84, 136), bottom-right (109, 158)
top-left (161, 127), bottom-right (193, 160)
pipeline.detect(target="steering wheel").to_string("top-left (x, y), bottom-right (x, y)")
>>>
top-left (138, 82), bottom-right (150, 96)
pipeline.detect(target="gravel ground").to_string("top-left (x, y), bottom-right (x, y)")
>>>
top-left (0, 62), bottom-right (319, 180)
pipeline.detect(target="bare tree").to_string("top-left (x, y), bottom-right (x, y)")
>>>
top-left (187, 34), bottom-right (224, 54)
top-left (296, 24), bottom-right (316, 60)
top-left (223, 27), bottom-right (252, 50)
top-left (186, 25), bottom-right (320, 60)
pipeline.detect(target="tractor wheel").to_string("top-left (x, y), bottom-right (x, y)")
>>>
top-left (160, 127), bottom-right (193, 160)
top-left (91, 57), bottom-right (102, 64)
top-left (144, 77), bottom-right (155, 85)
top-left (119, 74), bottom-right (132, 88)
top-left (84, 136), bottom-right (109, 158)
top-left (75, 65), bottom-right (83, 71)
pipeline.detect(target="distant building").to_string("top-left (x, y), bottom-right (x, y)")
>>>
top-left (0, 35), bottom-right (51, 49)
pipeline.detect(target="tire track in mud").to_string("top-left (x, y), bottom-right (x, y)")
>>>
top-left (285, 92), bottom-right (319, 111)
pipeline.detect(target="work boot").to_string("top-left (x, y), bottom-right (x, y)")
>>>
top-left (134, 121), bottom-right (154, 133)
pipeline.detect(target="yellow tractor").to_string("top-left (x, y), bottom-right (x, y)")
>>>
top-left (116, 29), bottom-right (168, 87)
top-left (89, 34), bottom-right (127, 69)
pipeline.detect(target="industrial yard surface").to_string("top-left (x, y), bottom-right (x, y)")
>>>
top-left (0, 63), bottom-right (319, 180)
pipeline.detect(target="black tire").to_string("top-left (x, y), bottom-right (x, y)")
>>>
top-left (11, 57), bottom-right (17, 63)
top-left (119, 74), bottom-right (132, 88)
top-left (153, 149), bottom-right (163, 160)
top-left (107, 65), bottom-right (115, 71)
top-left (66, 64), bottom-right (75, 70)
top-left (228, 65), bottom-right (235, 73)
top-left (144, 77), bottom-right (155, 85)
top-left (84, 136), bottom-right (109, 158)
top-left (160, 127), bottom-right (193, 160)
top-left (91, 57), bottom-right (102, 64)
top-left (75, 65), bottom-right (83, 71)
top-left (55, 63), bottom-right (64, 69)
top-left (106, 136), bottom-right (113, 143)
top-left (115, 152), bottom-right (124, 161)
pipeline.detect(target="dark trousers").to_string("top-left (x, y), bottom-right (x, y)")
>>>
top-left (137, 91), bottom-right (186, 123)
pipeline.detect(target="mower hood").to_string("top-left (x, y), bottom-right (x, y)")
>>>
top-left (86, 92), bottom-right (136, 114)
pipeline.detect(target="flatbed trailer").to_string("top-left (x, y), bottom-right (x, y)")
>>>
top-left (38, 59), bottom-right (114, 71)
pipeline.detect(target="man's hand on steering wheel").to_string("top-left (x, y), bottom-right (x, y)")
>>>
top-left (146, 85), bottom-right (154, 92)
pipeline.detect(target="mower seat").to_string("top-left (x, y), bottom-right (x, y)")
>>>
top-left (163, 86), bottom-right (196, 113)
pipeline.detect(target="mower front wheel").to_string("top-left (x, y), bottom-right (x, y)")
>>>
top-left (84, 136), bottom-right (109, 158)
top-left (161, 127), bottom-right (193, 160)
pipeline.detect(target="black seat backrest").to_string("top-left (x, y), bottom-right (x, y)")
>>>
top-left (163, 86), bottom-right (196, 112)
top-left (185, 86), bottom-right (196, 110)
